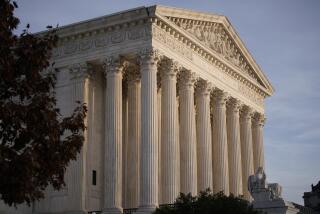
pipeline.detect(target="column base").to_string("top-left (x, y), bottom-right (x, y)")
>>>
top-left (136, 205), bottom-right (157, 214)
top-left (102, 207), bottom-right (123, 214)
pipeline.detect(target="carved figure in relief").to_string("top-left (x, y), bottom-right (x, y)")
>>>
top-left (194, 25), bottom-right (204, 41)
top-left (179, 22), bottom-right (193, 34)
top-left (208, 26), bottom-right (219, 53)
top-left (175, 19), bottom-right (260, 82)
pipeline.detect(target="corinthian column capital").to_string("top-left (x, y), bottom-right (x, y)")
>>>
top-left (226, 98), bottom-right (242, 114)
top-left (252, 113), bottom-right (266, 127)
top-left (212, 89), bottom-right (228, 106)
top-left (103, 55), bottom-right (124, 77)
top-left (178, 69), bottom-right (197, 89)
top-left (125, 61), bottom-right (141, 83)
top-left (240, 105), bottom-right (254, 121)
top-left (69, 62), bottom-right (94, 80)
top-left (139, 47), bottom-right (160, 65)
top-left (159, 58), bottom-right (180, 78)
top-left (195, 79), bottom-right (212, 96)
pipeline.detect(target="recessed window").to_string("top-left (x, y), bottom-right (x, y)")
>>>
top-left (92, 170), bottom-right (97, 186)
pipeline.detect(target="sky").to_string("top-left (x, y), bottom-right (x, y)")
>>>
top-left (15, 0), bottom-right (320, 205)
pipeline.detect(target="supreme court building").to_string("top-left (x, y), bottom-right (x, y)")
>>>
top-left (0, 5), bottom-right (274, 214)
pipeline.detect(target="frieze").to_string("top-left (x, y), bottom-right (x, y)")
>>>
top-left (110, 31), bottom-right (126, 43)
top-left (152, 25), bottom-right (193, 60)
top-left (238, 83), bottom-right (264, 107)
top-left (128, 27), bottom-right (146, 40)
top-left (79, 39), bottom-right (93, 51)
top-left (94, 35), bottom-right (109, 48)
top-left (52, 26), bottom-right (150, 59)
top-left (63, 41), bottom-right (78, 55)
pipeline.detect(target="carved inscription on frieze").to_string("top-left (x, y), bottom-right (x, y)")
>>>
top-left (110, 31), bottom-right (126, 43)
top-left (53, 26), bottom-right (150, 58)
top-left (95, 36), bottom-right (109, 48)
top-left (79, 39), bottom-right (93, 51)
top-left (128, 27), bottom-right (146, 40)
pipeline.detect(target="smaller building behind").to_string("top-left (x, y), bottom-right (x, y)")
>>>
top-left (304, 181), bottom-right (320, 213)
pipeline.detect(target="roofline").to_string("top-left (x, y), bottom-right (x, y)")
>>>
top-left (36, 6), bottom-right (150, 37)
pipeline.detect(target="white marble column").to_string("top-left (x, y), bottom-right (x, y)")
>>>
top-left (252, 113), bottom-right (265, 172)
top-left (226, 98), bottom-right (243, 196)
top-left (68, 63), bottom-right (92, 213)
top-left (159, 59), bottom-right (180, 204)
top-left (122, 82), bottom-right (128, 208)
top-left (126, 68), bottom-right (141, 209)
top-left (138, 48), bottom-right (159, 213)
top-left (212, 90), bottom-right (229, 195)
top-left (157, 82), bottom-right (162, 205)
top-left (175, 96), bottom-right (180, 192)
top-left (240, 106), bottom-right (254, 201)
top-left (103, 56), bottom-right (123, 214)
top-left (195, 79), bottom-right (213, 192)
top-left (179, 70), bottom-right (197, 196)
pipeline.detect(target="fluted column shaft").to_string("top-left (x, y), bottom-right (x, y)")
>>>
top-left (160, 60), bottom-right (179, 203)
top-left (122, 88), bottom-right (128, 208)
top-left (126, 72), bottom-right (141, 209)
top-left (195, 80), bottom-right (213, 192)
top-left (240, 106), bottom-right (254, 201)
top-left (68, 63), bottom-right (91, 213)
top-left (157, 87), bottom-right (162, 204)
top-left (138, 49), bottom-right (159, 213)
top-left (252, 114), bottom-right (265, 171)
top-left (212, 90), bottom-right (229, 195)
top-left (226, 98), bottom-right (243, 196)
top-left (103, 57), bottom-right (123, 213)
top-left (179, 70), bottom-right (197, 196)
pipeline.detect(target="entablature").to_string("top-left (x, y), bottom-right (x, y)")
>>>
top-left (44, 5), bottom-right (272, 113)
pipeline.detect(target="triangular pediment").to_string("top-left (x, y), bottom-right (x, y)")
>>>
top-left (153, 5), bottom-right (274, 95)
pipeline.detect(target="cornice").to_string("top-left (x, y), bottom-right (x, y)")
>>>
top-left (37, 6), bottom-right (149, 39)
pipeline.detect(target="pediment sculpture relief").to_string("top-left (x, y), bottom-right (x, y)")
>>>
top-left (168, 17), bottom-right (262, 85)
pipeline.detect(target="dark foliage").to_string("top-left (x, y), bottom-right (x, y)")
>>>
top-left (0, 0), bottom-right (87, 206)
top-left (154, 189), bottom-right (262, 214)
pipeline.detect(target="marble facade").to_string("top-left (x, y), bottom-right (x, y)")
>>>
top-left (0, 5), bottom-right (274, 214)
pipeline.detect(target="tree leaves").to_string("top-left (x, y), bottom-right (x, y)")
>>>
top-left (154, 189), bottom-right (262, 214)
top-left (0, 0), bottom-right (87, 207)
